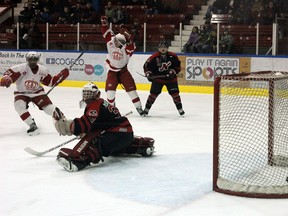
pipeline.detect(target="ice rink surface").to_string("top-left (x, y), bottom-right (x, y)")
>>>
top-left (0, 85), bottom-right (287, 216)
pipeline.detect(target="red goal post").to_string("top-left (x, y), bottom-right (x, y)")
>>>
top-left (213, 71), bottom-right (288, 198)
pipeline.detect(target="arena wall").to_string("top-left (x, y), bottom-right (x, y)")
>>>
top-left (0, 50), bottom-right (287, 94)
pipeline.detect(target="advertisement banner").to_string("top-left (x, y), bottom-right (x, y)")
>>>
top-left (42, 52), bottom-right (107, 81)
top-left (185, 57), bottom-right (240, 81)
top-left (0, 51), bottom-right (151, 83)
top-left (0, 51), bottom-right (27, 74)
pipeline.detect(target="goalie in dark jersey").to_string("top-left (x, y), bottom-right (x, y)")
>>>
top-left (143, 40), bottom-right (185, 116)
top-left (53, 82), bottom-right (155, 172)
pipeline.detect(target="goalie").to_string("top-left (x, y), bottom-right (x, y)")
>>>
top-left (0, 51), bottom-right (69, 135)
top-left (53, 82), bottom-right (155, 172)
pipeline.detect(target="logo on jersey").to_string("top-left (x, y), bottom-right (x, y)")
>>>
top-left (159, 61), bottom-right (172, 72)
top-left (88, 109), bottom-right (98, 117)
top-left (112, 51), bottom-right (123, 61)
top-left (24, 80), bottom-right (39, 90)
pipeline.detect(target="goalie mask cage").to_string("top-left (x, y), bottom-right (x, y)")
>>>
top-left (213, 71), bottom-right (288, 198)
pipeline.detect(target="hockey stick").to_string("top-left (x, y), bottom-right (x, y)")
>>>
top-left (24, 136), bottom-right (78, 157)
top-left (136, 72), bottom-right (169, 79)
top-left (45, 52), bottom-right (84, 96)
top-left (24, 111), bottom-right (133, 157)
top-left (37, 52), bottom-right (84, 105)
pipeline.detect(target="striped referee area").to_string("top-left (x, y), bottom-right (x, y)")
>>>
top-left (59, 80), bottom-right (214, 94)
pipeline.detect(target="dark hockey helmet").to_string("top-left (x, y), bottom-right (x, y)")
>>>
top-left (158, 40), bottom-right (169, 55)
top-left (158, 40), bottom-right (169, 48)
top-left (79, 82), bottom-right (101, 108)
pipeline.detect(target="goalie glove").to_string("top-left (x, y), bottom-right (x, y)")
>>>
top-left (53, 107), bottom-right (74, 136)
top-left (0, 76), bottom-right (12, 88)
top-left (54, 117), bottom-right (74, 136)
top-left (53, 107), bottom-right (65, 121)
top-left (101, 16), bottom-right (108, 26)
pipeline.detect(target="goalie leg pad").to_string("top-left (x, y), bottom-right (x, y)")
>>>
top-left (121, 136), bottom-right (155, 157)
top-left (57, 143), bottom-right (101, 172)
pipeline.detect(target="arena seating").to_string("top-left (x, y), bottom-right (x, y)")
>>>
top-left (0, 32), bottom-right (16, 43)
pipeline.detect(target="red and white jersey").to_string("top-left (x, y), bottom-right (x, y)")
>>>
top-left (102, 26), bottom-right (136, 72)
top-left (4, 63), bottom-right (54, 96)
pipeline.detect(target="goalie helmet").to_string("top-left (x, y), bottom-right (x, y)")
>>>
top-left (115, 33), bottom-right (126, 46)
top-left (26, 51), bottom-right (41, 69)
top-left (79, 82), bottom-right (101, 108)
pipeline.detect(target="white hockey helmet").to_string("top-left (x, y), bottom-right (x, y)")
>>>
top-left (26, 51), bottom-right (41, 69)
top-left (79, 82), bottom-right (101, 108)
top-left (26, 51), bottom-right (41, 62)
top-left (115, 33), bottom-right (126, 46)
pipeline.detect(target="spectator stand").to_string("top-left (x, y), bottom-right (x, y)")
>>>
top-left (210, 14), bottom-right (273, 55)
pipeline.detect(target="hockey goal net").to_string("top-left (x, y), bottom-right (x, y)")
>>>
top-left (213, 71), bottom-right (288, 198)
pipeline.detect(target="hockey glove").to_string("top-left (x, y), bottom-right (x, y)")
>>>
top-left (52, 68), bottom-right (69, 86)
top-left (52, 107), bottom-right (65, 121)
top-left (145, 71), bottom-right (153, 82)
top-left (120, 27), bottom-right (133, 42)
top-left (168, 69), bottom-right (177, 79)
top-left (54, 117), bottom-right (74, 136)
top-left (101, 16), bottom-right (108, 26)
top-left (0, 76), bottom-right (12, 88)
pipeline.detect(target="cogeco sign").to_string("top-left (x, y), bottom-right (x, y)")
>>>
top-left (46, 57), bottom-right (85, 67)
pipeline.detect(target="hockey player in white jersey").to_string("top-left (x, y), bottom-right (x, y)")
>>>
top-left (0, 51), bottom-right (69, 136)
top-left (101, 15), bottom-right (145, 116)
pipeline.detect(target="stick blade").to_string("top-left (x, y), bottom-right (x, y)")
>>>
top-left (24, 147), bottom-right (44, 157)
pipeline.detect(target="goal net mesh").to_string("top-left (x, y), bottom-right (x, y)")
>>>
top-left (214, 71), bottom-right (288, 197)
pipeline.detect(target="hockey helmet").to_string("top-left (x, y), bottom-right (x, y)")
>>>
top-left (26, 51), bottom-right (41, 62)
top-left (158, 40), bottom-right (169, 48)
top-left (79, 82), bottom-right (101, 108)
top-left (115, 33), bottom-right (126, 46)
top-left (26, 51), bottom-right (40, 69)
top-left (158, 40), bottom-right (169, 55)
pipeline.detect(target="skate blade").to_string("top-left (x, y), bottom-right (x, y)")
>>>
top-left (28, 129), bottom-right (40, 136)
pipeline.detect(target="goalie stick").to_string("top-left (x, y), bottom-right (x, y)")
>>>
top-left (24, 137), bottom-right (78, 157)
top-left (24, 111), bottom-right (133, 157)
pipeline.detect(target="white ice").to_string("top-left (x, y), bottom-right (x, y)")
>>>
top-left (0, 85), bottom-right (287, 216)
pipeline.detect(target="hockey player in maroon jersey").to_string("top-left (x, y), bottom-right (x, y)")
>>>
top-left (143, 40), bottom-right (185, 116)
top-left (100, 15), bottom-right (145, 116)
top-left (53, 82), bottom-right (155, 172)
top-left (0, 51), bottom-right (69, 135)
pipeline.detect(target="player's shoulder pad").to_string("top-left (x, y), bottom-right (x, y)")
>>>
top-left (150, 52), bottom-right (161, 59)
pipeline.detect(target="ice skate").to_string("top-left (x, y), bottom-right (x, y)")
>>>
top-left (143, 108), bottom-right (150, 116)
top-left (178, 108), bottom-right (185, 116)
top-left (136, 107), bottom-right (145, 116)
top-left (27, 121), bottom-right (39, 136)
top-left (57, 157), bottom-right (79, 172)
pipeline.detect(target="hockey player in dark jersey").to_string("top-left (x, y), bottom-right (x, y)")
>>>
top-left (143, 40), bottom-right (185, 116)
top-left (53, 82), bottom-right (155, 172)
